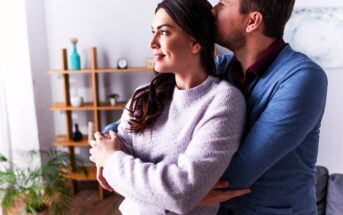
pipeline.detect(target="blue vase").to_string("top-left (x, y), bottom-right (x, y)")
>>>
top-left (70, 44), bottom-right (81, 70)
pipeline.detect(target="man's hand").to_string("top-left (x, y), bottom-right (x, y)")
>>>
top-left (102, 132), bottom-right (129, 153)
top-left (96, 164), bottom-right (113, 192)
top-left (199, 180), bottom-right (251, 206)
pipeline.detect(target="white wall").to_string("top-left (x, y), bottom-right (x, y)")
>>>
top-left (25, 0), bottom-right (55, 152)
top-left (318, 69), bottom-right (343, 173)
top-left (43, 0), bottom-right (343, 171)
top-left (285, 0), bottom-right (343, 173)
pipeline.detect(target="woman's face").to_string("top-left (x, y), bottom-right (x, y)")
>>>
top-left (150, 8), bottom-right (195, 73)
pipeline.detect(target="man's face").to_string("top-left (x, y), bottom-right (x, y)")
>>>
top-left (212, 0), bottom-right (248, 51)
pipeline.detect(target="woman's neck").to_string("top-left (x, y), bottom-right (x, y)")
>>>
top-left (174, 67), bottom-right (208, 90)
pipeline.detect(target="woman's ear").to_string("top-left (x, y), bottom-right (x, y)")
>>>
top-left (190, 39), bottom-right (201, 54)
top-left (246, 11), bottom-right (262, 33)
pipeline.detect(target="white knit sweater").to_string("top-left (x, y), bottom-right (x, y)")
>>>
top-left (103, 76), bottom-right (246, 215)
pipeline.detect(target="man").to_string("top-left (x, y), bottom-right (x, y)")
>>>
top-left (102, 0), bottom-right (328, 214)
top-left (209, 0), bottom-right (327, 214)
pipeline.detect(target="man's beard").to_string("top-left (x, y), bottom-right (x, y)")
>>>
top-left (215, 30), bottom-right (246, 52)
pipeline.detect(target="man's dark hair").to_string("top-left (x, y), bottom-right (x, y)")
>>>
top-left (240, 0), bottom-right (295, 38)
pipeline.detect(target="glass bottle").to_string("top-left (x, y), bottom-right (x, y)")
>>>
top-left (72, 123), bottom-right (83, 142)
top-left (70, 38), bottom-right (81, 70)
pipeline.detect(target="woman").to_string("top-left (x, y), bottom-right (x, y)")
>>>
top-left (89, 0), bottom-right (246, 214)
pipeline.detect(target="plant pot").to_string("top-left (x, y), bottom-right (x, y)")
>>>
top-left (5, 199), bottom-right (25, 215)
top-left (109, 98), bottom-right (117, 106)
top-left (5, 200), bottom-right (49, 215)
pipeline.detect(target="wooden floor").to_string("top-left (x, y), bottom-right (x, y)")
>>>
top-left (68, 188), bottom-right (124, 215)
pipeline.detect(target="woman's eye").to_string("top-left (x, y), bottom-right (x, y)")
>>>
top-left (151, 30), bottom-right (155, 34)
top-left (160, 30), bottom-right (169, 36)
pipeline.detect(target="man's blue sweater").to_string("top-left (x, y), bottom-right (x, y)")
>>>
top-left (217, 45), bottom-right (328, 214)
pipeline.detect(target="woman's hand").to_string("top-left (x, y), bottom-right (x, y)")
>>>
top-left (89, 130), bottom-right (122, 167)
top-left (96, 164), bottom-right (114, 192)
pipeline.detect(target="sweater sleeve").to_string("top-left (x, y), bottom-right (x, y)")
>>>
top-left (112, 84), bottom-right (150, 154)
top-left (222, 67), bottom-right (328, 188)
top-left (103, 87), bottom-right (246, 214)
top-left (115, 106), bottom-right (134, 155)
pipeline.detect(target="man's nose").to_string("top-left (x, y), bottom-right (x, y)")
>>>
top-left (212, 6), bottom-right (217, 17)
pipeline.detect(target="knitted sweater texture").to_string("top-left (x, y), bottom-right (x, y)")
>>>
top-left (103, 76), bottom-right (246, 215)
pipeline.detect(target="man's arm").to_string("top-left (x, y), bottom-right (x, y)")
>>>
top-left (223, 68), bottom-right (328, 188)
top-left (102, 119), bottom-right (121, 134)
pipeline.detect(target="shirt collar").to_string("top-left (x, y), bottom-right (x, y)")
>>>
top-left (230, 38), bottom-right (286, 86)
top-left (249, 38), bottom-right (286, 76)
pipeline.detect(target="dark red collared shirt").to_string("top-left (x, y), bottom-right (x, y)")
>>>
top-left (230, 38), bottom-right (286, 96)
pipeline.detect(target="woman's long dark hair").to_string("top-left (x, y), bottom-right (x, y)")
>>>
top-left (128, 0), bottom-right (216, 134)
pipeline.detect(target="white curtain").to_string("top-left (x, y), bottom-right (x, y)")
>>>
top-left (0, 68), bottom-right (11, 215)
top-left (0, 0), bottom-right (13, 165)
top-left (0, 69), bottom-right (12, 163)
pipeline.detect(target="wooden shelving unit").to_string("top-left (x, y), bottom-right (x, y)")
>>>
top-left (48, 67), bottom-right (149, 74)
top-left (61, 166), bottom-right (97, 181)
top-left (50, 101), bottom-right (127, 111)
top-left (49, 47), bottom-right (152, 200)
top-left (54, 135), bottom-right (89, 147)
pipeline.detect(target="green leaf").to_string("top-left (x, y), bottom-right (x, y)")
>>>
top-left (0, 154), bottom-right (7, 162)
top-left (0, 149), bottom-right (79, 214)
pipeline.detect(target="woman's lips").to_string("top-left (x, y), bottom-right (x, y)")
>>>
top-left (154, 54), bottom-right (165, 61)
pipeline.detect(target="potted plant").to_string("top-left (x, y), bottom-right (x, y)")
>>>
top-left (108, 93), bottom-right (120, 106)
top-left (0, 149), bottom-right (80, 215)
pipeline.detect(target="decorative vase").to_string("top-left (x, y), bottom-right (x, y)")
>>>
top-left (72, 123), bottom-right (83, 141)
top-left (109, 97), bottom-right (117, 106)
top-left (70, 38), bottom-right (81, 70)
top-left (70, 96), bottom-right (83, 107)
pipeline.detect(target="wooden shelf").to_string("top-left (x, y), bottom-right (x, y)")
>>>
top-left (48, 69), bottom-right (93, 74)
top-left (61, 166), bottom-right (96, 181)
top-left (97, 101), bottom-right (126, 110)
top-left (54, 135), bottom-right (89, 147)
top-left (51, 102), bottom-right (95, 111)
top-left (96, 67), bottom-right (152, 73)
top-left (48, 67), bottom-right (152, 74)
top-left (51, 101), bottom-right (127, 111)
